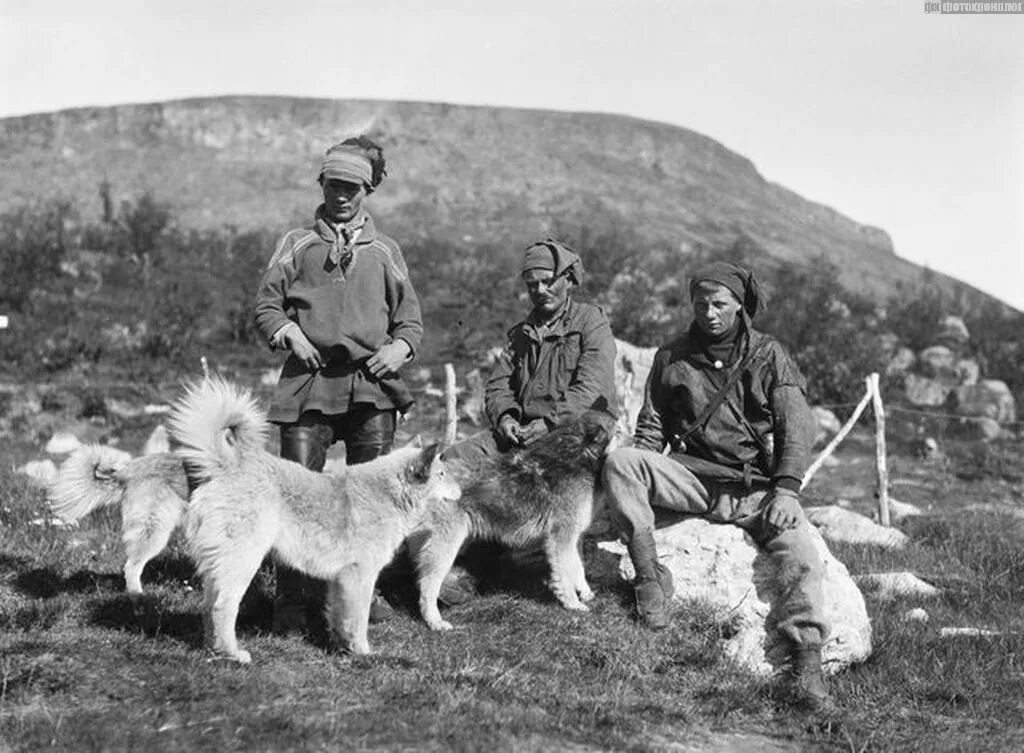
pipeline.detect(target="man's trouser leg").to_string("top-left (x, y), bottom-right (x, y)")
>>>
top-left (601, 448), bottom-right (711, 629)
top-left (739, 502), bottom-right (834, 713)
top-left (273, 416), bottom-right (334, 633)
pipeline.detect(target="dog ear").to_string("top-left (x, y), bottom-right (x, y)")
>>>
top-left (407, 443), bottom-right (441, 483)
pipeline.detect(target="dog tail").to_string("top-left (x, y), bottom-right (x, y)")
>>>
top-left (48, 445), bottom-right (134, 523)
top-left (167, 376), bottom-right (268, 481)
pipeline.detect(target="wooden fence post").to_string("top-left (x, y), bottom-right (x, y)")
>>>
top-left (801, 384), bottom-right (874, 489)
top-left (870, 372), bottom-right (891, 527)
top-left (443, 363), bottom-right (458, 447)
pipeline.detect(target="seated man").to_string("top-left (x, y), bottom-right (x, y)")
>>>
top-left (440, 238), bottom-right (618, 595)
top-left (447, 238), bottom-right (618, 464)
top-left (601, 260), bottom-right (835, 713)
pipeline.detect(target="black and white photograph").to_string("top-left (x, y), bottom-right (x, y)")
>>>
top-left (1, 1), bottom-right (1022, 750)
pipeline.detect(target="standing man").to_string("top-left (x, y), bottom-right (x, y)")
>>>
top-left (447, 238), bottom-right (618, 466)
top-left (254, 136), bottom-right (423, 629)
top-left (601, 260), bottom-right (835, 713)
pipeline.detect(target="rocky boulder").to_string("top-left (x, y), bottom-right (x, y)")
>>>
top-left (886, 346), bottom-right (916, 377)
top-left (587, 518), bottom-right (872, 676)
top-left (903, 373), bottom-right (954, 407)
top-left (936, 315), bottom-right (970, 347)
top-left (811, 406), bottom-right (841, 447)
top-left (918, 345), bottom-right (957, 382)
top-left (950, 379), bottom-right (1017, 425)
top-left (613, 338), bottom-right (657, 434)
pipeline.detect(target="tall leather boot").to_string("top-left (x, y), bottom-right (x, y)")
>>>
top-left (788, 645), bottom-right (838, 715)
top-left (627, 530), bottom-right (673, 630)
top-left (273, 425), bottom-right (329, 634)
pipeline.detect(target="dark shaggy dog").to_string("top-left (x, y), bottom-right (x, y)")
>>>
top-left (410, 410), bottom-right (615, 630)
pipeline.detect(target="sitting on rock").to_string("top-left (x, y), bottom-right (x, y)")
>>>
top-left (602, 261), bottom-right (837, 714)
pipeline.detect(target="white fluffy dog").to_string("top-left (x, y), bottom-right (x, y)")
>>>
top-left (167, 378), bottom-right (460, 662)
top-left (49, 447), bottom-right (189, 594)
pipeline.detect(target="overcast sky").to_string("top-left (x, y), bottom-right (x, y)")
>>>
top-left (2, 0), bottom-right (1022, 308)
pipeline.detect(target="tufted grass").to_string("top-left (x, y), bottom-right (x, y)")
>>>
top-left (3, 420), bottom-right (1024, 752)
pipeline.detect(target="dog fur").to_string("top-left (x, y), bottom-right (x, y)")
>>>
top-left (49, 447), bottom-right (189, 594)
top-left (411, 411), bottom-right (614, 631)
top-left (167, 377), bottom-right (460, 662)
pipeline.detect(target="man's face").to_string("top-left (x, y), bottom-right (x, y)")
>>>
top-left (523, 268), bottom-right (571, 319)
top-left (320, 177), bottom-right (367, 223)
top-left (691, 283), bottom-right (742, 337)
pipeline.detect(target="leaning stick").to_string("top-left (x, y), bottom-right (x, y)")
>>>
top-left (801, 383), bottom-right (874, 489)
top-left (870, 372), bottom-right (891, 527)
top-left (443, 363), bottom-right (458, 446)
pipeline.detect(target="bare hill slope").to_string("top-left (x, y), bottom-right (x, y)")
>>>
top-left (0, 95), bottom-right (976, 302)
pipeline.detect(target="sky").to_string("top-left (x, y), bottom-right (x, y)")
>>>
top-left (2, 0), bottom-right (1022, 308)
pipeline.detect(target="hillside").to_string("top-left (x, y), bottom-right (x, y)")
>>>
top-left (0, 95), bottom-right (981, 304)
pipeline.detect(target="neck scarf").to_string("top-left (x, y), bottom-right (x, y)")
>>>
top-left (315, 206), bottom-right (367, 270)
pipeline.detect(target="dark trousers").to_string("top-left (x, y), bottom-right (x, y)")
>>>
top-left (274, 407), bottom-right (397, 622)
top-left (279, 406), bottom-right (397, 470)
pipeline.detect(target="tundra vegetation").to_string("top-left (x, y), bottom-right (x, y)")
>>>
top-left (1, 195), bottom-right (1023, 751)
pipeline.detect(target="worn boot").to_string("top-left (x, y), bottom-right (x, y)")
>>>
top-left (627, 531), bottom-right (671, 630)
top-left (788, 645), bottom-right (838, 715)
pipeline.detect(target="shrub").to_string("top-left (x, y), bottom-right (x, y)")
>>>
top-left (0, 201), bottom-right (74, 313)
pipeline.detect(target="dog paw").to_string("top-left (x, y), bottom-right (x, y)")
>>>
top-left (206, 648), bottom-right (252, 664)
top-left (578, 586), bottom-right (595, 602)
top-left (565, 601), bottom-right (590, 612)
top-left (427, 618), bottom-right (454, 631)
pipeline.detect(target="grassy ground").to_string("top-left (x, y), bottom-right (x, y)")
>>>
top-left (2, 381), bottom-right (1023, 752)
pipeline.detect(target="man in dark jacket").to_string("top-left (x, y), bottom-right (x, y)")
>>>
top-left (448, 238), bottom-right (617, 465)
top-left (601, 260), bottom-right (835, 713)
top-left (436, 239), bottom-right (617, 602)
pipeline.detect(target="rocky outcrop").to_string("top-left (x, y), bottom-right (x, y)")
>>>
top-left (887, 315), bottom-right (1016, 438)
top-left (587, 518), bottom-right (872, 676)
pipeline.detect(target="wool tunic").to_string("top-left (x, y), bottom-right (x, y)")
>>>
top-left (254, 210), bottom-right (423, 423)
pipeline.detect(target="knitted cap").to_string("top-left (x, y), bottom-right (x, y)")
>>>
top-left (521, 238), bottom-right (583, 285)
top-left (689, 261), bottom-right (763, 318)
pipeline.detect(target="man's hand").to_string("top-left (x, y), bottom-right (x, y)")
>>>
top-left (284, 328), bottom-right (325, 371)
top-left (366, 340), bottom-right (411, 379)
top-left (764, 487), bottom-right (803, 533)
top-left (518, 419), bottom-right (548, 446)
top-left (497, 415), bottom-right (522, 446)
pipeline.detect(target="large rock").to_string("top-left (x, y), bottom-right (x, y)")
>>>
top-left (854, 572), bottom-right (940, 600)
top-left (614, 338), bottom-right (657, 434)
top-left (587, 518), bottom-right (872, 676)
top-left (903, 373), bottom-right (954, 407)
top-left (937, 315), bottom-right (970, 346)
top-left (954, 357), bottom-right (980, 387)
top-left (918, 345), bottom-right (958, 382)
top-left (805, 505), bottom-right (909, 548)
top-left (886, 346), bottom-right (916, 377)
top-left (811, 406), bottom-right (841, 447)
top-left (951, 379), bottom-right (1017, 424)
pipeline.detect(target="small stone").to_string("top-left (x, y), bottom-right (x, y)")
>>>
top-left (904, 607), bottom-right (930, 623)
top-left (45, 432), bottom-right (82, 455)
